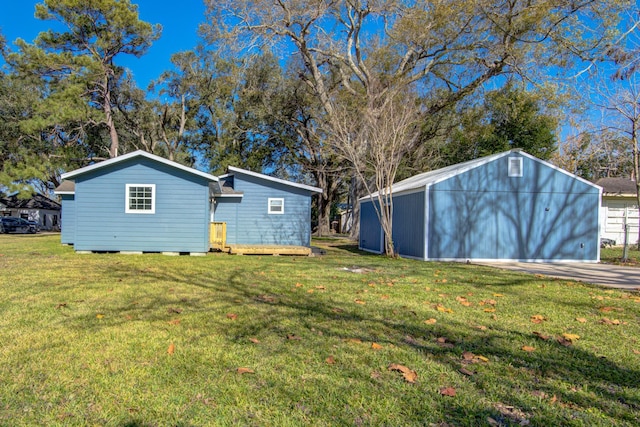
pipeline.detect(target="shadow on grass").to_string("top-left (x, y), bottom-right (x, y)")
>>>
top-left (73, 250), bottom-right (640, 425)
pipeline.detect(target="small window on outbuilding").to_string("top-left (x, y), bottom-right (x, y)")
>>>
top-left (126, 184), bottom-right (156, 214)
top-left (268, 198), bottom-right (284, 215)
top-left (508, 157), bottom-right (523, 177)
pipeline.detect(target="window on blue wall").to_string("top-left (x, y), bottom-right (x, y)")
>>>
top-left (126, 184), bottom-right (156, 214)
top-left (508, 157), bottom-right (523, 177)
top-left (268, 198), bottom-right (284, 214)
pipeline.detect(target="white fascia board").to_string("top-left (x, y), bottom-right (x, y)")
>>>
top-left (53, 191), bottom-right (75, 195)
top-left (227, 166), bottom-right (322, 193)
top-left (61, 150), bottom-right (219, 182)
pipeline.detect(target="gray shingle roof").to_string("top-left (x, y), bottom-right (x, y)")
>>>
top-left (596, 177), bottom-right (637, 196)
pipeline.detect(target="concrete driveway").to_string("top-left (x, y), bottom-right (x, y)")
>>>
top-left (477, 262), bottom-right (640, 290)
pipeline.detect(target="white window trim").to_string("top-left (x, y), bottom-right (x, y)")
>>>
top-left (508, 157), bottom-right (523, 177)
top-left (268, 197), bottom-right (284, 215)
top-left (125, 184), bottom-right (156, 214)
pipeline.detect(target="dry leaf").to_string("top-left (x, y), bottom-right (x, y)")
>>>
top-left (388, 364), bottom-right (418, 383)
top-left (493, 293), bottom-right (504, 297)
top-left (480, 299), bottom-right (497, 306)
top-left (556, 336), bottom-right (573, 347)
top-left (484, 308), bottom-right (496, 313)
top-left (354, 299), bottom-right (366, 305)
top-left (575, 317), bottom-right (587, 323)
top-left (474, 325), bottom-right (488, 331)
top-left (439, 387), bottom-right (456, 397)
top-left (56, 303), bottom-right (67, 309)
top-left (237, 367), bottom-right (254, 374)
top-left (286, 334), bottom-right (302, 340)
top-left (295, 282), bottom-right (303, 287)
top-left (462, 351), bottom-right (475, 360)
top-left (521, 345), bottom-right (536, 352)
top-left (380, 295), bottom-right (390, 300)
top-left (168, 319), bottom-right (181, 325)
top-left (371, 342), bottom-right (383, 350)
top-left (307, 289), bottom-right (314, 293)
top-left (226, 313), bottom-right (238, 320)
top-left (248, 337), bottom-right (260, 344)
top-left (562, 333), bottom-right (580, 341)
top-left (632, 349), bottom-right (640, 355)
top-left (326, 355), bottom-right (336, 365)
top-left (168, 307), bottom-right (183, 314)
top-left (424, 318), bottom-right (437, 325)
top-left (315, 286), bottom-right (326, 290)
top-left (96, 313), bottom-right (104, 319)
top-left (436, 305), bottom-right (453, 313)
top-left (167, 343), bottom-right (175, 355)
top-left (475, 355), bottom-right (489, 363)
top-left (530, 315), bottom-right (545, 324)
top-left (459, 367), bottom-right (475, 376)
top-left (533, 331), bottom-right (550, 340)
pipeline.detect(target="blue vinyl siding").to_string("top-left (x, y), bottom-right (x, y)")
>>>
top-left (73, 157), bottom-right (211, 252)
top-left (214, 172), bottom-right (313, 246)
top-left (60, 194), bottom-right (75, 244)
top-left (359, 200), bottom-right (382, 253)
top-left (427, 154), bottom-right (599, 261)
top-left (392, 192), bottom-right (425, 259)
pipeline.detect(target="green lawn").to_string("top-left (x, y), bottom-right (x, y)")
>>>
top-left (1, 235), bottom-right (639, 426)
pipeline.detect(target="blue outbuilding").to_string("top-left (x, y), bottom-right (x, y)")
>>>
top-left (359, 150), bottom-right (602, 262)
top-left (54, 151), bottom-right (321, 255)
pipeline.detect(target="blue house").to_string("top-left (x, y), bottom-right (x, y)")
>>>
top-left (54, 151), bottom-right (321, 255)
top-left (359, 150), bottom-right (602, 262)
top-left (213, 166), bottom-right (322, 247)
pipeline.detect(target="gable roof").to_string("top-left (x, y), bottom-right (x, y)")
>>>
top-left (0, 193), bottom-right (61, 210)
top-left (596, 177), bottom-right (637, 196)
top-left (361, 149), bottom-right (600, 200)
top-left (61, 150), bottom-right (218, 182)
top-left (226, 166), bottom-right (322, 193)
top-left (53, 180), bottom-right (76, 195)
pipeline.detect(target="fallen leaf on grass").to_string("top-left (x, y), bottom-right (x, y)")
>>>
top-left (237, 367), bottom-right (254, 374)
top-left (474, 325), bottom-right (488, 331)
top-left (436, 304), bottom-right (453, 313)
top-left (493, 293), bottom-right (504, 297)
top-left (168, 319), bottom-right (181, 325)
top-left (96, 314), bottom-right (104, 319)
top-left (167, 307), bottom-right (183, 314)
top-left (632, 349), bottom-right (640, 355)
top-left (55, 303), bottom-right (67, 309)
top-left (530, 315), bottom-right (546, 324)
top-left (424, 318), bottom-right (437, 325)
top-left (484, 308), bottom-right (496, 313)
top-left (248, 337), bottom-right (260, 344)
top-left (315, 286), bottom-right (326, 290)
top-left (439, 387), bottom-right (456, 397)
top-left (600, 317), bottom-right (624, 325)
top-left (479, 299), bottom-right (497, 306)
top-left (521, 345), bottom-right (536, 352)
top-left (475, 354), bottom-right (490, 363)
top-left (599, 306), bottom-right (623, 312)
top-left (562, 333), bottom-right (580, 341)
top-left (533, 331), bottom-right (550, 340)
top-left (295, 283), bottom-right (303, 287)
top-left (286, 334), bottom-right (302, 340)
top-left (380, 295), bottom-right (390, 300)
top-left (371, 342), bottom-right (383, 350)
top-left (575, 317), bottom-right (587, 323)
top-left (167, 343), bottom-right (175, 355)
top-left (456, 296), bottom-right (472, 306)
top-left (226, 313), bottom-right (238, 320)
top-left (354, 299), bottom-right (366, 305)
top-left (459, 367), bottom-right (475, 376)
top-left (388, 364), bottom-right (418, 383)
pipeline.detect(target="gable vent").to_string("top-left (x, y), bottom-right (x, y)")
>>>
top-left (508, 157), bottom-right (523, 177)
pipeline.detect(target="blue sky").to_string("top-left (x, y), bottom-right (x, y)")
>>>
top-left (0, 0), bottom-right (205, 89)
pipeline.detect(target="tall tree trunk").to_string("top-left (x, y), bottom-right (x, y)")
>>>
top-left (633, 120), bottom-right (640, 251)
top-left (104, 80), bottom-right (119, 158)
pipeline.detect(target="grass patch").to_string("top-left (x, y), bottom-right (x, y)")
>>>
top-left (601, 246), bottom-right (640, 266)
top-left (1, 235), bottom-right (639, 426)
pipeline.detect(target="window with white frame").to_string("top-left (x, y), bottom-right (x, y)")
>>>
top-left (268, 198), bottom-right (284, 214)
top-left (126, 184), bottom-right (155, 214)
top-left (508, 157), bottom-right (523, 177)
